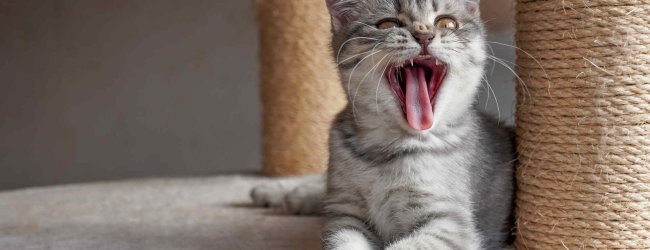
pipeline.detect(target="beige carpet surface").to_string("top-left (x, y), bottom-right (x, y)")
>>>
top-left (0, 175), bottom-right (323, 250)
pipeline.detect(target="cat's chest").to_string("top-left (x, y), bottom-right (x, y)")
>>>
top-left (360, 155), bottom-right (472, 240)
top-left (361, 152), bottom-right (471, 194)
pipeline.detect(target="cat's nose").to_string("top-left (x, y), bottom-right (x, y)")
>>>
top-left (414, 33), bottom-right (434, 45)
top-left (411, 22), bottom-right (434, 45)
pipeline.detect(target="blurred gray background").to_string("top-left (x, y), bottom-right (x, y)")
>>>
top-left (0, 0), bottom-right (515, 190)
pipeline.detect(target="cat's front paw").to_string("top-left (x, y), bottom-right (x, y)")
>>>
top-left (385, 241), bottom-right (431, 250)
top-left (386, 236), bottom-right (479, 250)
top-left (250, 182), bottom-right (288, 208)
top-left (384, 240), bottom-right (414, 250)
top-left (323, 229), bottom-right (378, 250)
top-left (250, 179), bottom-right (324, 215)
top-left (283, 183), bottom-right (324, 215)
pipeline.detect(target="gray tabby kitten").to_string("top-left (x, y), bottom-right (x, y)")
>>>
top-left (251, 0), bottom-right (515, 249)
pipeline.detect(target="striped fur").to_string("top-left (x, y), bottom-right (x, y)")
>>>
top-left (251, 1), bottom-right (515, 249)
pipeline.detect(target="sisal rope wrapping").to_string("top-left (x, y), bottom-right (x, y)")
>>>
top-left (257, 0), bottom-right (346, 176)
top-left (514, 0), bottom-right (650, 248)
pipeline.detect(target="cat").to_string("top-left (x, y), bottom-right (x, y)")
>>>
top-left (251, 0), bottom-right (516, 249)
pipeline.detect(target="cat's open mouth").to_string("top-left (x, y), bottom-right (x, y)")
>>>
top-left (385, 56), bottom-right (448, 131)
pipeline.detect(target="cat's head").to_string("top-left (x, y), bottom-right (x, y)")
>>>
top-left (327, 0), bottom-right (486, 132)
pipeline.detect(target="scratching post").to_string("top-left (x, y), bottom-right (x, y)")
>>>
top-left (257, 0), bottom-right (346, 176)
top-left (514, 0), bottom-right (650, 248)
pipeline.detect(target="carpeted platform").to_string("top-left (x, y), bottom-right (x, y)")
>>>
top-left (0, 175), bottom-right (323, 250)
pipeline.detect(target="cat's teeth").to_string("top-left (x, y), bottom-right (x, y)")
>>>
top-left (410, 59), bottom-right (414, 66)
top-left (435, 60), bottom-right (442, 66)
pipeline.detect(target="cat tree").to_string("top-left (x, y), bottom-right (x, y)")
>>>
top-left (514, 0), bottom-right (650, 248)
top-left (258, 0), bottom-right (346, 176)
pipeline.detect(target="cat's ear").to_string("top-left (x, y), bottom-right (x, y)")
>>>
top-left (325, 0), bottom-right (358, 30)
top-left (465, 0), bottom-right (480, 15)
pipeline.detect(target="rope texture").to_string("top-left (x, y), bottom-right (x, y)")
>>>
top-left (258, 0), bottom-right (346, 176)
top-left (515, 0), bottom-right (650, 249)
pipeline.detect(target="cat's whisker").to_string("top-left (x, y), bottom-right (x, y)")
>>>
top-left (336, 37), bottom-right (380, 64)
top-left (481, 74), bottom-right (491, 110)
top-left (376, 54), bottom-right (395, 114)
top-left (347, 50), bottom-right (383, 99)
top-left (486, 54), bottom-right (529, 96)
top-left (369, 42), bottom-right (385, 65)
top-left (339, 50), bottom-right (374, 65)
top-left (486, 54), bottom-right (532, 103)
top-left (488, 54), bottom-right (516, 66)
top-left (481, 73), bottom-right (501, 123)
top-left (486, 41), bottom-right (549, 79)
top-left (339, 42), bottom-right (384, 65)
top-left (485, 43), bottom-right (497, 75)
top-left (352, 53), bottom-right (391, 122)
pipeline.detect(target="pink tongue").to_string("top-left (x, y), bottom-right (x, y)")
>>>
top-left (404, 67), bottom-right (434, 131)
